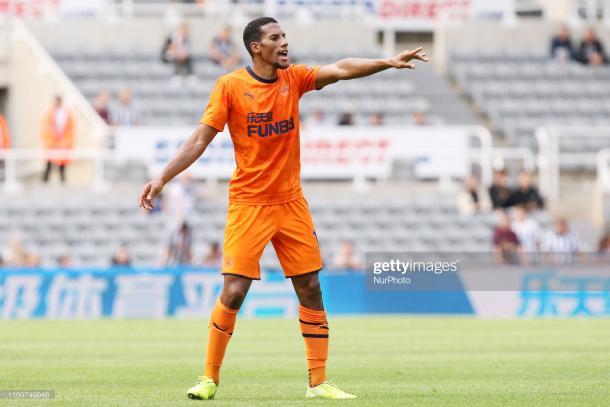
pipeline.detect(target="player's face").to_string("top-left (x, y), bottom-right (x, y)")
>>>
top-left (258, 23), bottom-right (289, 69)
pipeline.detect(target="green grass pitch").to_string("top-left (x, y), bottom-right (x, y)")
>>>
top-left (1, 318), bottom-right (610, 406)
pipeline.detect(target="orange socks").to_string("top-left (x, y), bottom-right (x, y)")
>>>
top-left (299, 305), bottom-right (329, 387)
top-left (204, 298), bottom-right (239, 384)
top-left (204, 301), bottom-right (328, 387)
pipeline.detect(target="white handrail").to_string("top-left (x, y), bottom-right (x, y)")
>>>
top-left (491, 147), bottom-right (536, 170)
top-left (536, 125), bottom-right (610, 201)
top-left (598, 148), bottom-right (610, 192)
top-left (535, 126), bottom-right (555, 200)
top-left (0, 149), bottom-right (117, 193)
top-left (472, 126), bottom-right (493, 187)
top-left (0, 131), bottom-right (496, 194)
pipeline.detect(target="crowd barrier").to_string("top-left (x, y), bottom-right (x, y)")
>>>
top-left (1, 266), bottom-right (608, 319)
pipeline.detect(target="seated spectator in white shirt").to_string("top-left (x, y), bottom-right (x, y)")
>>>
top-left (111, 88), bottom-right (141, 126)
top-left (541, 217), bottom-right (580, 264)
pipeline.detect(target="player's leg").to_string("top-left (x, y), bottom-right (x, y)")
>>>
top-left (59, 164), bottom-right (66, 183)
top-left (273, 198), bottom-right (355, 399)
top-left (291, 272), bottom-right (327, 386)
top-left (42, 161), bottom-right (52, 182)
top-left (205, 274), bottom-right (252, 383)
top-left (188, 275), bottom-right (252, 401)
top-left (188, 203), bottom-right (275, 400)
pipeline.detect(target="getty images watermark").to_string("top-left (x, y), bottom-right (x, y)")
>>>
top-left (368, 255), bottom-right (459, 290)
top-left (366, 252), bottom-right (610, 292)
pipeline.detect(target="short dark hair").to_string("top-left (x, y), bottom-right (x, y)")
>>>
top-left (243, 17), bottom-right (277, 57)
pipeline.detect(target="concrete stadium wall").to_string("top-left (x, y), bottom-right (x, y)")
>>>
top-left (24, 17), bottom-right (378, 56)
top-left (0, 20), bottom-right (9, 88)
top-left (434, 20), bottom-right (610, 73)
top-left (6, 22), bottom-right (109, 185)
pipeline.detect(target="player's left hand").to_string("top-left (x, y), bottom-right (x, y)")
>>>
top-left (139, 177), bottom-right (166, 210)
top-left (389, 47), bottom-right (429, 69)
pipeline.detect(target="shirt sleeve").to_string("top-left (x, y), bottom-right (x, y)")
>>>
top-left (200, 78), bottom-right (231, 131)
top-left (290, 64), bottom-right (320, 98)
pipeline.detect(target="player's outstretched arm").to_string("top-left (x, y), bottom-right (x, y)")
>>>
top-left (139, 124), bottom-right (218, 210)
top-left (315, 47), bottom-right (428, 89)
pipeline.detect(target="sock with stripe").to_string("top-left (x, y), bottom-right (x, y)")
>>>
top-left (204, 298), bottom-right (239, 384)
top-left (299, 304), bottom-right (329, 387)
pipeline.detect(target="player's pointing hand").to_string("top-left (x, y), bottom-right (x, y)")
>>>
top-left (139, 177), bottom-right (166, 211)
top-left (390, 47), bottom-right (429, 69)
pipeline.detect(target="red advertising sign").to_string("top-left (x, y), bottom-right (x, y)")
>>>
top-left (378, 0), bottom-right (470, 21)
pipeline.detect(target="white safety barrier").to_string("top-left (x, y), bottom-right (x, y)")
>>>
top-left (0, 125), bottom-right (497, 193)
top-left (536, 126), bottom-right (610, 200)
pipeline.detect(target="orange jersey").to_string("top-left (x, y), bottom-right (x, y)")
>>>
top-left (201, 64), bottom-right (319, 205)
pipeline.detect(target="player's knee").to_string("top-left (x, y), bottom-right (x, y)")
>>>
top-left (300, 277), bottom-right (322, 299)
top-left (221, 285), bottom-right (248, 309)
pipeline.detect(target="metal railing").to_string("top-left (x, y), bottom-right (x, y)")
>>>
top-left (598, 148), bottom-right (610, 192)
top-left (536, 126), bottom-right (610, 200)
top-left (571, 0), bottom-right (610, 22)
top-left (0, 149), bottom-right (114, 193)
top-left (0, 126), bottom-right (495, 194)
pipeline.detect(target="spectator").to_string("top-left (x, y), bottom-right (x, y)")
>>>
top-left (41, 95), bottom-right (75, 184)
top-left (410, 111), bottom-right (428, 126)
top-left (162, 221), bottom-right (193, 266)
top-left (331, 241), bottom-right (364, 269)
top-left (577, 27), bottom-right (608, 65)
top-left (93, 90), bottom-right (111, 124)
top-left (25, 254), bottom-right (41, 268)
top-left (512, 205), bottom-right (541, 263)
top-left (58, 255), bottom-right (72, 268)
top-left (370, 112), bottom-right (384, 126)
top-left (541, 217), bottom-right (580, 264)
top-left (337, 111), bottom-right (354, 126)
top-left (550, 25), bottom-right (575, 63)
top-left (457, 175), bottom-right (490, 215)
top-left (0, 112), bottom-right (10, 149)
top-left (163, 22), bottom-right (194, 80)
top-left (0, 112), bottom-right (10, 173)
top-left (488, 170), bottom-right (511, 209)
top-left (3, 237), bottom-right (28, 267)
top-left (111, 244), bottom-right (132, 267)
top-left (506, 171), bottom-right (545, 211)
top-left (201, 241), bottom-right (222, 267)
top-left (492, 211), bottom-right (521, 265)
top-left (164, 173), bottom-right (197, 224)
top-left (209, 25), bottom-right (240, 71)
top-left (111, 88), bottom-right (141, 126)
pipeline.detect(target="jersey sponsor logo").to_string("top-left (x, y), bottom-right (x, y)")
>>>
top-left (244, 92), bottom-right (254, 99)
top-left (246, 112), bottom-right (295, 138)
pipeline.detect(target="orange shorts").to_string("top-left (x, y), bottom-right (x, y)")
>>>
top-left (221, 197), bottom-right (323, 280)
